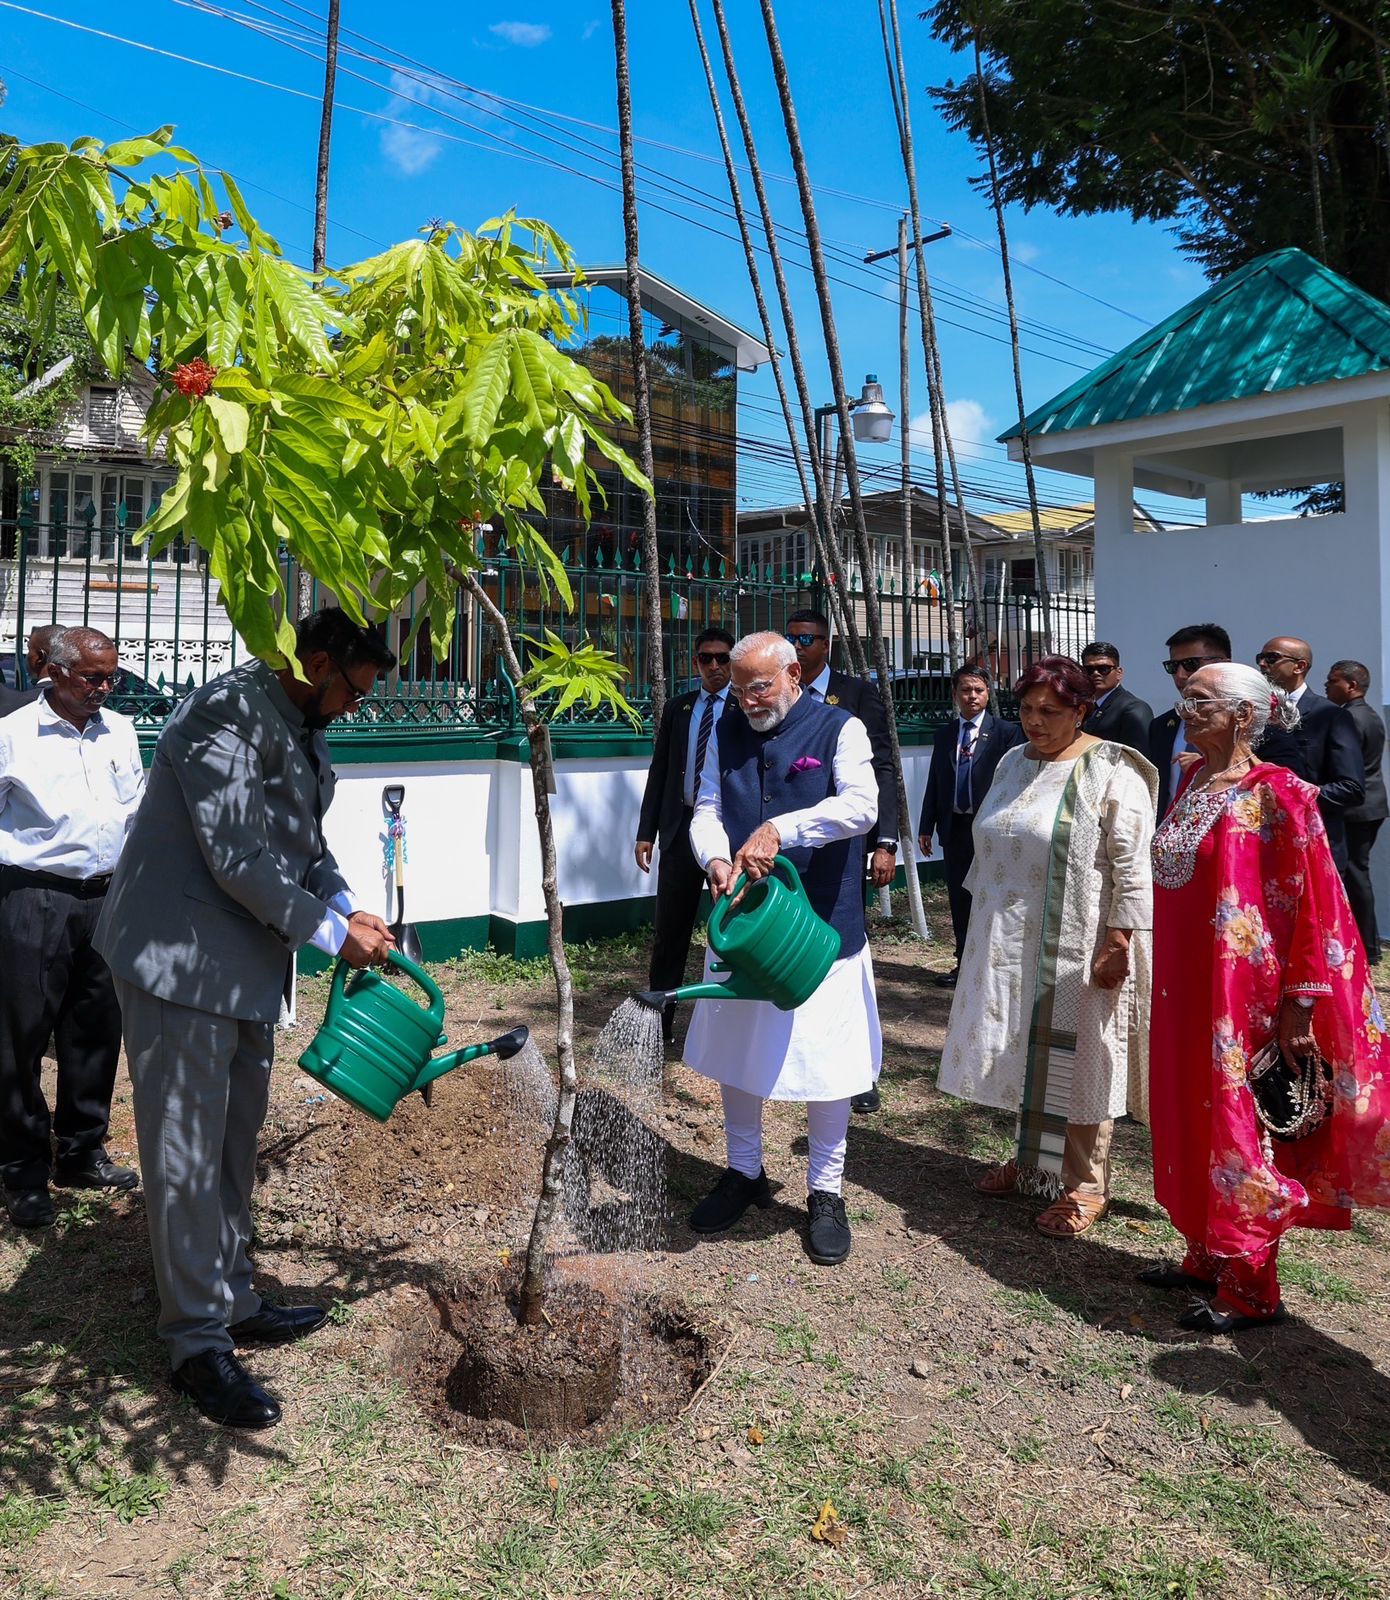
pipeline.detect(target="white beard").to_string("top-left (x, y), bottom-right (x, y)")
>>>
top-left (746, 698), bottom-right (792, 733)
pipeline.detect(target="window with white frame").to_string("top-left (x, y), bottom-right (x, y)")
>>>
top-left (1055, 544), bottom-right (1094, 597)
top-left (41, 467), bottom-right (186, 563)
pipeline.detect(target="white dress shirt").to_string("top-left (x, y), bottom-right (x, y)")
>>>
top-left (681, 684), bottom-right (730, 807)
top-left (1289, 682), bottom-right (1308, 706)
top-left (806, 664), bottom-right (832, 702)
top-left (1093, 686), bottom-right (1116, 711)
top-left (0, 694), bottom-right (144, 878)
top-left (689, 703), bottom-right (877, 868)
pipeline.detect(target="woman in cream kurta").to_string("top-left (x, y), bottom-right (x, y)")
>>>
top-left (939, 668), bottom-right (1156, 1236)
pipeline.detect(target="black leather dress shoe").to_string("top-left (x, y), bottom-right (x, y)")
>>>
top-left (689, 1167), bottom-right (773, 1233)
top-left (173, 1349), bottom-right (281, 1429)
top-left (4, 1188), bottom-right (55, 1229)
top-left (806, 1190), bottom-right (852, 1265)
top-left (850, 1084), bottom-right (881, 1114)
top-left (53, 1154), bottom-right (139, 1191)
top-left (932, 969), bottom-right (959, 989)
top-left (228, 1302), bottom-right (329, 1346)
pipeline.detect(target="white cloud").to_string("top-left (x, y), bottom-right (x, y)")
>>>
top-left (490, 21), bottom-right (552, 46)
top-left (906, 399), bottom-right (995, 451)
top-left (946, 397), bottom-right (993, 446)
top-left (582, 18), bottom-right (602, 39)
top-left (1011, 240), bottom-right (1040, 265)
top-left (379, 68), bottom-right (446, 175)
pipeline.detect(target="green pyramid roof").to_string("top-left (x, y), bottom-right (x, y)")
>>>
top-left (1001, 249), bottom-right (1390, 442)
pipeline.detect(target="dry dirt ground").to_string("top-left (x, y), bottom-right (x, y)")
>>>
top-left (3, 885), bottom-right (1389, 1600)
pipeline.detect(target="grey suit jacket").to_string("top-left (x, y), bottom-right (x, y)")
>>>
top-left (96, 661), bottom-right (350, 1021)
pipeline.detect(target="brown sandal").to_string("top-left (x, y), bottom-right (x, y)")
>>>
top-left (974, 1160), bottom-right (1018, 1196)
top-left (1035, 1192), bottom-right (1109, 1237)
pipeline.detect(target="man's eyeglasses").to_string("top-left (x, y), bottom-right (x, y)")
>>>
top-left (1162, 655), bottom-right (1223, 676)
top-left (730, 663), bottom-right (791, 702)
top-left (1081, 661), bottom-right (1118, 677)
top-left (696, 651), bottom-right (731, 666)
top-left (1254, 651), bottom-right (1299, 668)
top-left (69, 671), bottom-right (119, 689)
top-left (332, 660), bottom-right (373, 708)
top-left (785, 632), bottom-right (827, 649)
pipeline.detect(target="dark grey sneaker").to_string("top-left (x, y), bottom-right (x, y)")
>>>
top-left (806, 1190), bottom-right (851, 1265)
top-left (689, 1167), bottom-right (773, 1233)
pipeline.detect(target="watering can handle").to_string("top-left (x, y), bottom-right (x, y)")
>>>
top-left (339, 948), bottom-right (444, 1013)
top-left (721, 852), bottom-right (804, 908)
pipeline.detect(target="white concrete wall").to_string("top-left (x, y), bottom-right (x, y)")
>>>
top-left (319, 739), bottom-right (941, 939)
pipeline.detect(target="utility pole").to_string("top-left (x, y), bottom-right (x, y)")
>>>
top-left (864, 223), bottom-right (951, 680)
top-left (313, 0), bottom-right (341, 277)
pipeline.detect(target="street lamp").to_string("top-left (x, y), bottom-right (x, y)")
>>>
top-left (850, 374), bottom-right (895, 443)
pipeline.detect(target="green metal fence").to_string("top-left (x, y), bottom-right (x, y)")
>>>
top-left (2, 516), bottom-right (1097, 738)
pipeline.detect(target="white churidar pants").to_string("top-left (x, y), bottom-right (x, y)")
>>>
top-left (720, 1084), bottom-right (852, 1195)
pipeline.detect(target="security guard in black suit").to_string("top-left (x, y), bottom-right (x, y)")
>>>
top-left (635, 628), bottom-right (735, 1043)
top-left (1256, 636), bottom-right (1363, 871)
top-left (917, 665), bottom-right (1024, 986)
top-left (1080, 641), bottom-right (1152, 754)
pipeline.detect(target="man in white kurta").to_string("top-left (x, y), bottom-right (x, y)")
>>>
top-left (683, 632), bottom-right (881, 1265)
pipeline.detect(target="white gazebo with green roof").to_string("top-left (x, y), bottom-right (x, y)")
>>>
top-left (1000, 247), bottom-right (1390, 716)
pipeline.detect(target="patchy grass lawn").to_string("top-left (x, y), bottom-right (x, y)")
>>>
top-left (3, 883), bottom-right (1389, 1599)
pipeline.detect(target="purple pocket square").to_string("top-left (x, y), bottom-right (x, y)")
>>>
top-left (790, 756), bottom-right (822, 773)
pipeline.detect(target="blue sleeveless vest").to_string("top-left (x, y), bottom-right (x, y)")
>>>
top-left (716, 691), bottom-right (867, 958)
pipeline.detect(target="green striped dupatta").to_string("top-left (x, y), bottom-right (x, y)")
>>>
top-left (1011, 742), bottom-right (1162, 1195)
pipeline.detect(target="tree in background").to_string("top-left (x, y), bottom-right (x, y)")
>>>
top-left (927, 1), bottom-right (1390, 299)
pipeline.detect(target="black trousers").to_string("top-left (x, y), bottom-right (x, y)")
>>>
top-left (943, 820), bottom-right (976, 965)
top-left (648, 812), bottom-right (708, 1039)
top-left (0, 873), bottom-right (123, 1192)
top-left (1344, 818), bottom-right (1383, 961)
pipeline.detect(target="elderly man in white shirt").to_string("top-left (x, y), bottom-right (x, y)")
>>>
top-left (682, 632), bottom-right (881, 1266)
top-left (0, 627), bottom-right (144, 1228)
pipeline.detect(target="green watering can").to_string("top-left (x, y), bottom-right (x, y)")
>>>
top-left (300, 950), bottom-right (529, 1123)
top-left (635, 854), bottom-right (838, 1014)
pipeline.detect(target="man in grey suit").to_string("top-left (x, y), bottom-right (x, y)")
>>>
top-left (96, 610), bottom-right (397, 1429)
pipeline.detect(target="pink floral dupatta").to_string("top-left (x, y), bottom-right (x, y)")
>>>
top-left (1152, 767), bottom-right (1390, 1263)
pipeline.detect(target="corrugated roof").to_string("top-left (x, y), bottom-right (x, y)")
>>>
top-left (1001, 248), bottom-right (1390, 441)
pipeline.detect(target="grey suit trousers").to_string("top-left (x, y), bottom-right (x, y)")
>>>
top-left (114, 978), bottom-right (273, 1368)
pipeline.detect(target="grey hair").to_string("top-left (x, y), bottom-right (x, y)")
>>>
top-left (46, 627), bottom-right (115, 669)
top-left (731, 631), bottom-right (796, 670)
top-left (1201, 662), bottom-right (1300, 744)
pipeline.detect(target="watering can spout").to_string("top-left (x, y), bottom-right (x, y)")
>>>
top-left (417, 1024), bottom-right (531, 1090)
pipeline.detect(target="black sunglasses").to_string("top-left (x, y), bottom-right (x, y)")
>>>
top-left (1081, 661), bottom-right (1118, 676)
top-left (1162, 655), bottom-right (1223, 676)
top-left (696, 650), bottom-right (730, 665)
top-left (331, 660), bottom-right (374, 706)
top-left (1255, 651), bottom-right (1300, 668)
top-left (785, 632), bottom-right (827, 648)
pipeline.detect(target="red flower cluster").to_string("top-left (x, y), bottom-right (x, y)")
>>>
top-left (172, 358), bottom-right (217, 398)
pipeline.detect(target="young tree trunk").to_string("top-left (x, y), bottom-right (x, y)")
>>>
top-left (611, 0), bottom-right (667, 725)
top-left (707, 0), bottom-right (865, 674)
top-left (972, 36), bottom-right (1053, 654)
top-left (312, 0), bottom-right (341, 277)
top-left (758, 0), bottom-right (925, 937)
top-left (465, 575), bottom-right (577, 1327)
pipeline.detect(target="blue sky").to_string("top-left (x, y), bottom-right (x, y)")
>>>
top-left (0, 0), bottom-right (1212, 522)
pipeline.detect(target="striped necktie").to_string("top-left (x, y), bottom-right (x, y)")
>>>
top-left (691, 693), bottom-right (716, 796)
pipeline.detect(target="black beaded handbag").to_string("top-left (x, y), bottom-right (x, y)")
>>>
top-left (1247, 1038), bottom-right (1334, 1142)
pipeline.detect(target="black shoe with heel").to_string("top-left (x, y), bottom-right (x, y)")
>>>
top-left (689, 1167), bottom-right (772, 1233)
top-left (53, 1153), bottom-right (139, 1191)
top-left (806, 1191), bottom-right (852, 1265)
top-left (229, 1302), bottom-right (329, 1346)
top-left (172, 1349), bottom-right (282, 1429)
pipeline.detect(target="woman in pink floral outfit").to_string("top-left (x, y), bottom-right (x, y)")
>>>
top-left (1148, 663), bottom-right (1390, 1332)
